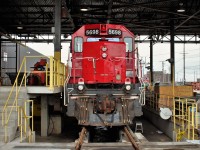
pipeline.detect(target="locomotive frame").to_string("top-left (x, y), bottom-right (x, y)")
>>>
top-left (66, 24), bottom-right (143, 126)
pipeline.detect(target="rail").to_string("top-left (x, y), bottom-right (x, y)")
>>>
top-left (75, 127), bottom-right (87, 150)
top-left (124, 126), bottom-right (140, 150)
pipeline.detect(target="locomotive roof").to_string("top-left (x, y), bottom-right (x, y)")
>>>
top-left (0, 0), bottom-right (200, 42)
top-left (73, 24), bottom-right (134, 36)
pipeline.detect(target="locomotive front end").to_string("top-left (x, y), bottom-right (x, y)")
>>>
top-left (66, 24), bottom-right (143, 126)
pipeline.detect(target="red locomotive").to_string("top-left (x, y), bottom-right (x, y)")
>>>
top-left (66, 24), bottom-right (143, 126)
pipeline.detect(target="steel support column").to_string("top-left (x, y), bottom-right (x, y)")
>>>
top-left (41, 95), bottom-right (48, 136)
top-left (107, 0), bottom-right (113, 23)
top-left (170, 19), bottom-right (175, 84)
top-left (54, 0), bottom-right (61, 60)
top-left (15, 43), bottom-right (17, 73)
top-left (0, 36), bottom-right (1, 78)
top-left (150, 40), bottom-right (153, 84)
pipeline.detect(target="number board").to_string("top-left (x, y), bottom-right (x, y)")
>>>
top-left (85, 29), bottom-right (100, 36)
top-left (108, 29), bottom-right (122, 36)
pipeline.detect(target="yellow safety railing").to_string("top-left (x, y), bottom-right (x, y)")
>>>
top-left (2, 57), bottom-right (27, 143)
top-left (18, 100), bottom-right (34, 143)
top-left (145, 92), bottom-right (174, 111)
top-left (174, 98), bottom-right (199, 141)
top-left (2, 56), bottom-right (66, 142)
top-left (24, 56), bottom-right (66, 89)
top-left (3, 100), bottom-right (34, 143)
top-left (145, 91), bottom-right (200, 141)
top-left (46, 56), bottom-right (66, 89)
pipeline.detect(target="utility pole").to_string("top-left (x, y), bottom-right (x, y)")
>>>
top-left (177, 72), bottom-right (178, 82)
top-left (179, 35), bottom-right (187, 84)
top-left (160, 61), bottom-right (165, 83)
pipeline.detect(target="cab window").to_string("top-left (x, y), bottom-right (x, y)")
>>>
top-left (124, 37), bottom-right (133, 52)
top-left (74, 37), bottom-right (83, 52)
top-left (87, 37), bottom-right (120, 42)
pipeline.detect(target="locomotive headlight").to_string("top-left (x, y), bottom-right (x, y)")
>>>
top-left (78, 85), bottom-right (84, 91)
top-left (125, 85), bottom-right (131, 91)
top-left (102, 53), bottom-right (107, 58)
top-left (102, 46), bottom-right (107, 52)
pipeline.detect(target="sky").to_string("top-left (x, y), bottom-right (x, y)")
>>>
top-left (138, 36), bottom-right (200, 82)
top-left (26, 35), bottom-right (200, 82)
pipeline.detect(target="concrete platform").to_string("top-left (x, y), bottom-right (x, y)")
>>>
top-left (0, 141), bottom-right (75, 150)
top-left (131, 117), bottom-right (172, 142)
top-left (27, 86), bottom-right (63, 94)
top-left (142, 107), bottom-right (174, 140)
top-left (82, 142), bottom-right (133, 150)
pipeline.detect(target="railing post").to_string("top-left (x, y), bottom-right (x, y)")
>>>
top-left (46, 63), bottom-right (48, 86)
top-left (49, 56), bottom-right (54, 90)
top-left (20, 108), bottom-right (23, 142)
top-left (173, 96), bottom-right (176, 131)
top-left (5, 109), bottom-right (7, 143)
top-left (188, 107), bottom-right (190, 139)
top-left (63, 64), bottom-right (66, 85)
top-left (57, 59), bottom-right (60, 86)
top-left (32, 100), bottom-right (34, 133)
top-left (195, 103), bottom-right (198, 128)
top-left (192, 106), bottom-right (194, 140)
top-left (53, 59), bottom-right (57, 86)
top-left (24, 57), bottom-right (27, 87)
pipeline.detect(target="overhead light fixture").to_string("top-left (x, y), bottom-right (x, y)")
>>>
top-left (177, 2), bottom-right (185, 12)
top-left (17, 26), bottom-right (23, 30)
top-left (80, 8), bottom-right (89, 11)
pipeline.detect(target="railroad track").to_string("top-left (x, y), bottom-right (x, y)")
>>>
top-left (124, 126), bottom-right (140, 150)
top-left (75, 127), bottom-right (87, 150)
top-left (75, 126), bottom-right (140, 150)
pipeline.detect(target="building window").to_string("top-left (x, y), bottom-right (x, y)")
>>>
top-left (3, 52), bottom-right (7, 62)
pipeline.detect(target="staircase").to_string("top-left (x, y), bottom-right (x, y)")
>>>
top-left (0, 86), bottom-right (29, 142)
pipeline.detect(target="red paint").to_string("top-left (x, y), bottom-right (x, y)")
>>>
top-left (69, 24), bottom-right (137, 84)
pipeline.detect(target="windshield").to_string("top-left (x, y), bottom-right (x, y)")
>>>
top-left (87, 38), bottom-right (120, 42)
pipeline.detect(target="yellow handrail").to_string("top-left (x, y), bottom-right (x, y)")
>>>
top-left (2, 56), bottom-right (66, 142)
top-left (19, 100), bottom-right (34, 143)
top-left (2, 57), bottom-right (26, 127)
top-left (145, 91), bottom-right (199, 141)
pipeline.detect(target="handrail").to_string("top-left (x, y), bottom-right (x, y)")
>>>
top-left (19, 100), bottom-right (34, 143)
top-left (2, 55), bottom-right (66, 142)
top-left (3, 100), bottom-right (34, 143)
top-left (64, 73), bottom-right (72, 106)
top-left (144, 91), bottom-right (199, 141)
top-left (138, 77), bottom-right (146, 106)
top-left (2, 57), bottom-right (26, 127)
